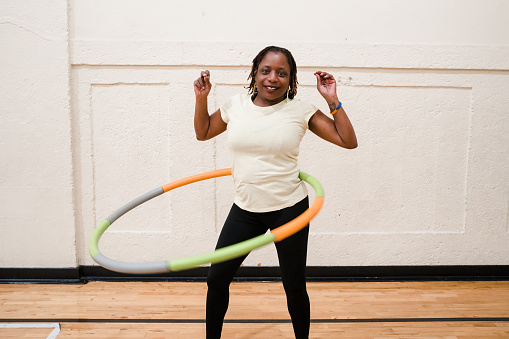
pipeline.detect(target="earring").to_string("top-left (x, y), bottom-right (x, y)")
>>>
top-left (286, 87), bottom-right (290, 103)
top-left (253, 83), bottom-right (257, 96)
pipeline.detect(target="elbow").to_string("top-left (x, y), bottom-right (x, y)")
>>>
top-left (195, 131), bottom-right (210, 141)
top-left (194, 129), bottom-right (206, 141)
top-left (347, 135), bottom-right (358, 149)
top-left (347, 141), bottom-right (358, 149)
top-left (341, 139), bottom-right (357, 149)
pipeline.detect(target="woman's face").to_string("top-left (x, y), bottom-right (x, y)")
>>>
top-left (254, 52), bottom-right (291, 106)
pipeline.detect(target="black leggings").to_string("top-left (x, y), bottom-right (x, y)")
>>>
top-left (206, 197), bottom-right (310, 339)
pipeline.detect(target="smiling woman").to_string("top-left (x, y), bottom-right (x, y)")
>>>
top-left (247, 46), bottom-right (298, 106)
top-left (193, 45), bottom-right (357, 338)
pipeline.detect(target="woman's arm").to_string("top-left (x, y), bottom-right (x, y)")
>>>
top-left (194, 70), bottom-right (227, 141)
top-left (308, 71), bottom-right (357, 149)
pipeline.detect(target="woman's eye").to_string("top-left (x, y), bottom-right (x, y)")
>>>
top-left (279, 72), bottom-right (287, 77)
top-left (261, 69), bottom-right (270, 74)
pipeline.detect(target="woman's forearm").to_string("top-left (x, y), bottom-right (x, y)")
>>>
top-left (332, 106), bottom-right (357, 149)
top-left (194, 96), bottom-right (210, 141)
top-left (325, 96), bottom-right (358, 149)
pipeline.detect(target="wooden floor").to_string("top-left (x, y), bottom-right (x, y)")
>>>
top-left (1, 281), bottom-right (508, 338)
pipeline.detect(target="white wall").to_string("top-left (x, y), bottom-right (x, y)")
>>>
top-left (1, 0), bottom-right (508, 268)
top-left (0, 0), bottom-right (76, 267)
top-left (71, 0), bottom-right (509, 46)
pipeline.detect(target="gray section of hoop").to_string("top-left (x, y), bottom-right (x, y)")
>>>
top-left (91, 186), bottom-right (168, 274)
top-left (93, 253), bottom-right (169, 274)
top-left (106, 187), bottom-right (164, 224)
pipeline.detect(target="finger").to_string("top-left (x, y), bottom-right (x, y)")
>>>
top-left (315, 74), bottom-right (324, 86)
top-left (201, 70), bottom-right (210, 81)
top-left (195, 79), bottom-right (205, 90)
top-left (318, 73), bottom-right (335, 83)
top-left (199, 71), bottom-right (210, 87)
top-left (203, 74), bottom-right (211, 86)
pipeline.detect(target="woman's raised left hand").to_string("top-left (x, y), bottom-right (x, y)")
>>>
top-left (314, 71), bottom-right (338, 105)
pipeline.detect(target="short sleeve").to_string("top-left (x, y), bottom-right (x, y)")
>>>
top-left (299, 100), bottom-right (318, 129)
top-left (219, 96), bottom-right (233, 124)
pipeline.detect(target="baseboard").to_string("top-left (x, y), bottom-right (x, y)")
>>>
top-left (1, 265), bottom-right (508, 284)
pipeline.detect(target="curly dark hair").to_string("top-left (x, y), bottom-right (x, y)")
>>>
top-left (247, 46), bottom-right (298, 100)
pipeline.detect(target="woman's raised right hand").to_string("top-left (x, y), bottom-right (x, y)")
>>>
top-left (194, 70), bottom-right (212, 98)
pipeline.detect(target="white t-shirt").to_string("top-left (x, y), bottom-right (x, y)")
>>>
top-left (220, 93), bottom-right (317, 212)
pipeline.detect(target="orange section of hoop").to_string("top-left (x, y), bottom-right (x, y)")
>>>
top-left (271, 196), bottom-right (324, 242)
top-left (162, 167), bottom-right (323, 243)
top-left (162, 168), bottom-right (232, 193)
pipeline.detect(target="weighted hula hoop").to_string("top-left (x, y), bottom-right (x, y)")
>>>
top-left (89, 168), bottom-right (324, 274)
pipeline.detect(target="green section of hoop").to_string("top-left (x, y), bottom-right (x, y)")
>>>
top-left (89, 219), bottom-right (111, 258)
top-left (299, 171), bottom-right (324, 197)
top-left (167, 233), bottom-right (276, 272)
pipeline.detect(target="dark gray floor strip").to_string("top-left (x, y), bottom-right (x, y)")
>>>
top-left (1, 318), bottom-right (508, 324)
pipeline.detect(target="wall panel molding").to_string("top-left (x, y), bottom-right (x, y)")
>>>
top-left (72, 41), bottom-right (509, 70)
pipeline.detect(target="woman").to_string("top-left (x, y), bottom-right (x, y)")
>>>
top-left (194, 46), bottom-right (357, 339)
